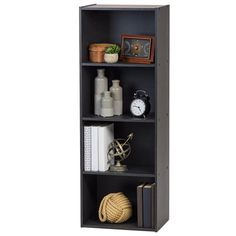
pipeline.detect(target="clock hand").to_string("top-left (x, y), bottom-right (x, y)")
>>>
top-left (133, 105), bottom-right (142, 111)
top-left (134, 105), bottom-right (142, 112)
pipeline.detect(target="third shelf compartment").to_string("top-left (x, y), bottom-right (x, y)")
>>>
top-left (82, 122), bottom-right (156, 169)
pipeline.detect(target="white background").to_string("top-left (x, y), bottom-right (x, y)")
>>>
top-left (0, 0), bottom-right (236, 235)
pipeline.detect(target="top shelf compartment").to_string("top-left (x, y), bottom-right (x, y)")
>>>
top-left (80, 10), bottom-right (155, 63)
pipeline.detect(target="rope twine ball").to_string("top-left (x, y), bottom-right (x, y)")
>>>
top-left (98, 192), bottom-right (132, 223)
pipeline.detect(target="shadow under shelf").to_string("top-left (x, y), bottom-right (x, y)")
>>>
top-left (81, 61), bottom-right (155, 68)
top-left (83, 166), bottom-right (155, 178)
top-left (82, 113), bottom-right (155, 123)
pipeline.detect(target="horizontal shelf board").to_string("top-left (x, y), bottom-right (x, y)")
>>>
top-left (82, 113), bottom-right (155, 123)
top-left (81, 62), bottom-right (155, 68)
top-left (82, 219), bottom-right (156, 231)
top-left (83, 166), bottom-right (155, 178)
top-left (81, 4), bottom-right (162, 11)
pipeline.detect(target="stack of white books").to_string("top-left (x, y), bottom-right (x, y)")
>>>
top-left (83, 123), bottom-right (114, 172)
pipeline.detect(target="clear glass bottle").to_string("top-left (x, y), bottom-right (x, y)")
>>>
top-left (94, 69), bottom-right (108, 115)
top-left (110, 80), bottom-right (123, 115)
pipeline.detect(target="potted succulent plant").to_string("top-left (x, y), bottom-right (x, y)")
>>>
top-left (104, 44), bottom-right (120, 63)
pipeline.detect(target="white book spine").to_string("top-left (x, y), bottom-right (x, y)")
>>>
top-left (91, 126), bottom-right (99, 171)
top-left (98, 124), bottom-right (114, 171)
top-left (84, 126), bottom-right (91, 171)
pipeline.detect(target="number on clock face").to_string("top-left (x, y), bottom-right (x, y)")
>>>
top-left (130, 99), bottom-right (146, 117)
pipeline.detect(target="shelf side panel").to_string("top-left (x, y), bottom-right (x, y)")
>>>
top-left (79, 7), bottom-right (84, 227)
top-left (155, 5), bottom-right (170, 231)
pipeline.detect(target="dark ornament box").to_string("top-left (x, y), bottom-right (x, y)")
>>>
top-left (120, 34), bottom-right (155, 64)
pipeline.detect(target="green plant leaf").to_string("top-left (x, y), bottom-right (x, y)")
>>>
top-left (105, 44), bottom-right (121, 54)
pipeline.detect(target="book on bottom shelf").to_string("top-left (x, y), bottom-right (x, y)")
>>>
top-left (137, 183), bottom-right (156, 228)
top-left (137, 183), bottom-right (145, 227)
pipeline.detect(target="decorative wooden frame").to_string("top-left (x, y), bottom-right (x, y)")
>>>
top-left (120, 34), bottom-right (155, 64)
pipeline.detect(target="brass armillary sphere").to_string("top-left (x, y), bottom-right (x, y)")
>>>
top-left (107, 133), bottom-right (134, 172)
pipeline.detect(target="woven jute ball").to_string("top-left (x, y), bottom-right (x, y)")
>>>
top-left (98, 192), bottom-right (132, 223)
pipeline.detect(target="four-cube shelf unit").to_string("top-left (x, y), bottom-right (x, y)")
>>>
top-left (80, 4), bottom-right (169, 232)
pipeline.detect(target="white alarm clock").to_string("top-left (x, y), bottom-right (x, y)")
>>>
top-left (130, 90), bottom-right (151, 118)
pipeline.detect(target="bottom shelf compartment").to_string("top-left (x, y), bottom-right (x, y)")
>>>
top-left (82, 175), bottom-right (156, 231)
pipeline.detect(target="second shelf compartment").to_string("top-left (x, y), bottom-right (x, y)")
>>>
top-left (81, 66), bottom-right (155, 117)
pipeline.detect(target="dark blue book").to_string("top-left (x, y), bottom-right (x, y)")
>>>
top-left (137, 183), bottom-right (145, 227)
top-left (143, 184), bottom-right (152, 228)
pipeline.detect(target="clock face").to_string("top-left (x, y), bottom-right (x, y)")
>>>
top-left (130, 99), bottom-right (146, 117)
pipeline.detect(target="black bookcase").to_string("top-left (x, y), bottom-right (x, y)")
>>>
top-left (79, 4), bottom-right (169, 232)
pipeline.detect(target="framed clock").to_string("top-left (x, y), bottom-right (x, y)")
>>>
top-left (120, 34), bottom-right (155, 64)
